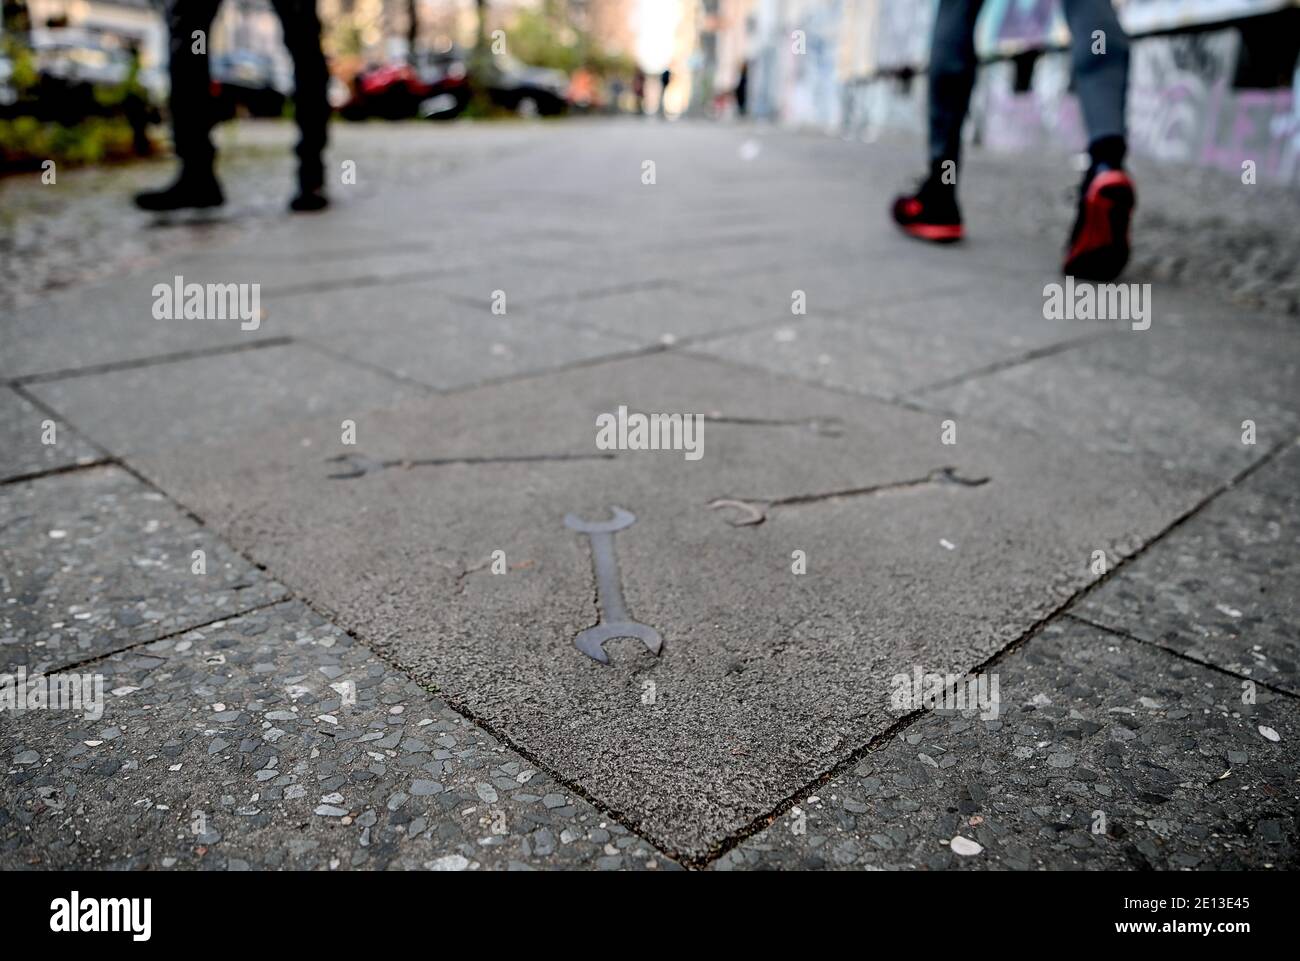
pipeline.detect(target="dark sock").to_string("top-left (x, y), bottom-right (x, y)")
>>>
top-left (1088, 135), bottom-right (1126, 171)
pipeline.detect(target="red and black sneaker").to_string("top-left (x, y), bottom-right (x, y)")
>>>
top-left (891, 176), bottom-right (964, 243)
top-left (1063, 166), bottom-right (1135, 281)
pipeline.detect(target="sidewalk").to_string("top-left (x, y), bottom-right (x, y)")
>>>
top-left (2, 119), bottom-right (1296, 870)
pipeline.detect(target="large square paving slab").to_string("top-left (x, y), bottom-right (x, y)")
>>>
top-left (916, 317), bottom-right (1300, 480)
top-left (1074, 441), bottom-right (1300, 694)
top-left (1, 276), bottom-right (280, 382)
top-left (530, 282), bottom-right (791, 345)
top-left (130, 352), bottom-right (1213, 858)
top-left (0, 466), bottom-right (287, 673)
top-left (26, 343), bottom-right (422, 457)
top-left (264, 281), bottom-right (640, 391)
top-left (686, 279), bottom-right (1105, 400)
top-left (0, 600), bottom-right (675, 871)
top-left (686, 250), bottom-right (977, 320)
top-left (714, 618), bottom-right (1299, 870)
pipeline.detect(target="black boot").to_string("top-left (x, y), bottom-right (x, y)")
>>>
top-left (134, 168), bottom-right (224, 212)
top-left (289, 159), bottom-right (328, 213)
top-left (891, 162), bottom-right (963, 243)
top-left (289, 183), bottom-right (329, 213)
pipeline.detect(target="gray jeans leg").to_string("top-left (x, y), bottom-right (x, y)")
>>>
top-left (1063, 0), bottom-right (1130, 144)
top-left (928, 0), bottom-right (985, 166)
top-left (928, 0), bottom-right (1130, 165)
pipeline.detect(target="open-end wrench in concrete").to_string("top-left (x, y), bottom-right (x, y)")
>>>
top-left (327, 451), bottom-right (614, 480)
top-left (708, 466), bottom-right (990, 526)
top-left (564, 506), bottom-right (662, 665)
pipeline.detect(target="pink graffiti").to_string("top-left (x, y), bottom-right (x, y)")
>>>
top-left (1200, 87), bottom-right (1296, 179)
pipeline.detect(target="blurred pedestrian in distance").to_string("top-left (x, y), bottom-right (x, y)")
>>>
top-left (633, 70), bottom-right (645, 115)
top-left (134, 0), bottom-right (330, 213)
top-left (122, 42), bottom-right (154, 157)
top-left (659, 68), bottom-right (671, 118)
top-left (891, 0), bottom-right (1134, 280)
top-left (735, 61), bottom-right (749, 117)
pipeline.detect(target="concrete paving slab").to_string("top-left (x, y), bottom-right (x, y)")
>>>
top-left (165, 247), bottom-right (463, 299)
top-left (26, 343), bottom-right (422, 457)
top-left (1074, 441), bottom-right (1300, 694)
top-left (267, 281), bottom-right (641, 390)
top-left (0, 600), bottom-right (677, 871)
top-left (685, 279), bottom-right (1095, 399)
top-left (0, 466), bottom-right (288, 673)
top-left (1, 276), bottom-right (281, 382)
top-left (131, 352), bottom-right (1210, 858)
top-left (714, 618), bottom-right (1299, 870)
top-left (0, 388), bottom-right (101, 483)
top-left (687, 250), bottom-right (978, 319)
top-left (424, 260), bottom-right (679, 311)
top-left (533, 282), bottom-right (788, 344)
top-left (916, 318), bottom-right (1300, 480)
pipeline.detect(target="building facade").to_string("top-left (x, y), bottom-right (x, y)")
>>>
top-left (714, 0), bottom-right (1300, 186)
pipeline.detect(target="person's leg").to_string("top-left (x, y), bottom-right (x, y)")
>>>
top-left (271, 0), bottom-right (330, 210)
top-left (892, 0), bottom-right (985, 242)
top-left (928, 0), bottom-right (986, 171)
top-left (135, 0), bottom-right (224, 209)
top-left (1061, 0), bottom-right (1135, 280)
top-left (1063, 0), bottom-right (1129, 167)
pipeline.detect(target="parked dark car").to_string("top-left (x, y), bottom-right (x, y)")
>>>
top-left (481, 53), bottom-right (567, 117)
top-left (210, 51), bottom-right (289, 119)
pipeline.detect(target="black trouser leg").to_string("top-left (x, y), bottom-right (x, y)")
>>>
top-left (270, 0), bottom-right (329, 190)
top-left (166, 0), bottom-right (223, 174)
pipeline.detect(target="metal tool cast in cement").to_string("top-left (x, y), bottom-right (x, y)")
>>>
top-left (564, 506), bottom-right (662, 665)
top-left (326, 451), bottom-right (612, 479)
top-left (708, 466), bottom-right (990, 526)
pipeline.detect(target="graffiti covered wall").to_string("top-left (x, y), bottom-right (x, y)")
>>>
top-left (746, 0), bottom-right (1300, 185)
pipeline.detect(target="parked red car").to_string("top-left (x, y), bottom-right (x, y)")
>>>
top-left (342, 47), bottom-right (566, 121)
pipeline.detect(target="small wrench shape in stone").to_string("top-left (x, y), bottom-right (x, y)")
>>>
top-left (564, 506), bottom-right (663, 665)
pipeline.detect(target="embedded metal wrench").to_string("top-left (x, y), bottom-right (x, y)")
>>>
top-left (563, 506), bottom-right (662, 664)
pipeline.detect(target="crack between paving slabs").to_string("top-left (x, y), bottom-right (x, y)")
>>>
top-left (13, 596), bottom-right (292, 679)
top-left (694, 435), bottom-right (1299, 866)
top-left (27, 375), bottom-right (1294, 866)
top-left (4, 381), bottom-right (684, 862)
top-left (8, 337), bottom-right (294, 387)
top-left (1064, 612), bottom-right (1300, 702)
top-left (95, 458), bottom-right (687, 868)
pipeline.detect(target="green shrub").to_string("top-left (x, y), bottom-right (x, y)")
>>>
top-left (0, 116), bottom-right (138, 172)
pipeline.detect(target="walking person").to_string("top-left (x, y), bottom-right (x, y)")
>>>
top-left (891, 0), bottom-right (1134, 280)
top-left (135, 0), bottom-right (330, 213)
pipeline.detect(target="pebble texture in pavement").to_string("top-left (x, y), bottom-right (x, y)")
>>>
top-left (1, 466), bottom-right (288, 673)
top-left (2, 121), bottom-right (1296, 870)
top-left (0, 601), bottom-right (677, 871)
top-left (0, 387), bottom-right (101, 483)
top-left (716, 619), bottom-right (1298, 870)
top-left (1076, 442), bottom-right (1300, 695)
